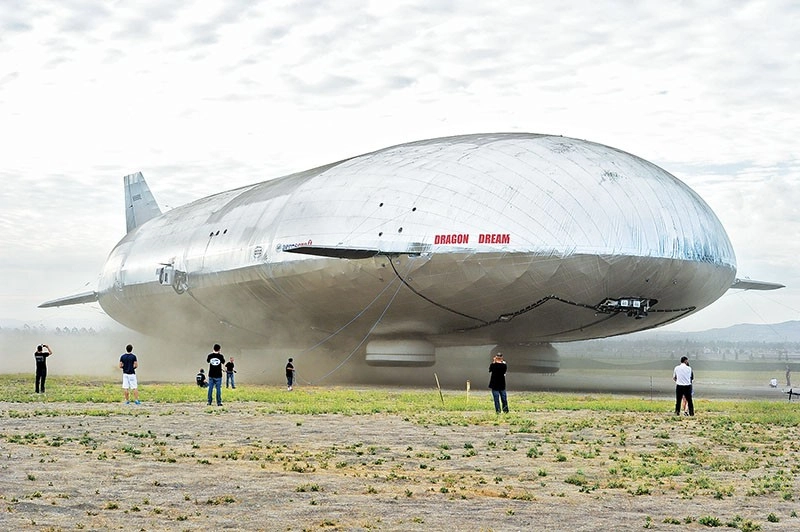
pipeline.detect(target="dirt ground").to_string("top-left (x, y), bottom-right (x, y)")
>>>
top-left (1, 396), bottom-right (799, 532)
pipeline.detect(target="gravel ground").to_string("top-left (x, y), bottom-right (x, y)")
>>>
top-left (1, 398), bottom-right (799, 531)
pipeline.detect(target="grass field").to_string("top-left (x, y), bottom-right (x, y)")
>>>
top-left (1, 374), bottom-right (799, 530)
top-left (3, 373), bottom-right (799, 419)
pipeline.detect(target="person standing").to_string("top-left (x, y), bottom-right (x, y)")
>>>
top-left (285, 358), bottom-right (295, 391)
top-left (206, 344), bottom-right (225, 406)
top-left (119, 344), bottom-right (140, 405)
top-left (673, 356), bottom-right (694, 416)
top-left (488, 352), bottom-right (509, 413)
top-left (34, 344), bottom-right (53, 393)
top-left (225, 357), bottom-right (236, 389)
top-left (786, 365), bottom-right (792, 388)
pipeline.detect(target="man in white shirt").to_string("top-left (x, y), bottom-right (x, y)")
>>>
top-left (673, 356), bottom-right (694, 416)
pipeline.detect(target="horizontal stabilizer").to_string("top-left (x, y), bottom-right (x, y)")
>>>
top-left (38, 291), bottom-right (98, 308)
top-left (730, 278), bottom-right (785, 291)
top-left (285, 246), bottom-right (381, 259)
top-left (125, 171), bottom-right (162, 233)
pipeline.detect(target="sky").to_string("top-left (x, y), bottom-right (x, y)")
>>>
top-left (1, 0), bottom-right (798, 334)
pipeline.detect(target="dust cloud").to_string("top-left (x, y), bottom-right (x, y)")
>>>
top-left (1, 325), bottom-right (788, 401)
top-left (1, 327), bottom-right (501, 387)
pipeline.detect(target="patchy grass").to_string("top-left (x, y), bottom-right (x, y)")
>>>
top-left (1, 374), bottom-right (799, 530)
top-left (4, 374), bottom-right (800, 420)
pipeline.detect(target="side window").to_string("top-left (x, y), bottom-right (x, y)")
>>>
top-left (158, 265), bottom-right (174, 286)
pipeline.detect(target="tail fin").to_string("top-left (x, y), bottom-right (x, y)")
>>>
top-left (729, 278), bottom-right (785, 290)
top-left (39, 291), bottom-right (98, 308)
top-left (124, 172), bottom-right (162, 233)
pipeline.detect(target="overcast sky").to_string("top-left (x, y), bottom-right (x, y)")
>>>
top-left (1, 0), bottom-right (798, 334)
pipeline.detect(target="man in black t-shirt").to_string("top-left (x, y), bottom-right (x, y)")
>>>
top-left (34, 344), bottom-right (53, 393)
top-left (119, 344), bottom-right (140, 404)
top-left (488, 352), bottom-right (509, 414)
top-left (225, 358), bottom-right (236, 389)
top-left (196, 369), bottom-right (207, 387)
top-left (285, 358), bottom-right (295, 391)
top-left (206, 344), bottom-right (225, 406)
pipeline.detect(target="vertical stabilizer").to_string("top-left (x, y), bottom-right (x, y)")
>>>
top-left (124, 172), bottom-right (162, 233)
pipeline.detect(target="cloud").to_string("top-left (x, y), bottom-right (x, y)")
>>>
top-left (0, 1), bottom-right (35, 39)
top-left (0, 71), bottom-right (19, 88)
top-left (0, 0), bottom-right (798, 331)
top-left (56, 0), bottom-right (112, 34)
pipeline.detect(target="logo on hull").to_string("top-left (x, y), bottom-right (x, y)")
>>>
top-left (433, 233), bottom-right (510, 245)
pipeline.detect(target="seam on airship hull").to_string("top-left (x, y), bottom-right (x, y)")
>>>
top-left (271, 134), bottom-right (736, 271)
top-left (97, 246), bottom-right (735, 349)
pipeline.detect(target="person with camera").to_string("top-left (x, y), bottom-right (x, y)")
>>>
top-left (489, 352), bottom-right (509, 414)
top-left (34, 343), bottom-right (53, 393)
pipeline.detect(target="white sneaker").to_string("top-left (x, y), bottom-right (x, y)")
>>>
top-left (287, 386), bottom-right (293, 391)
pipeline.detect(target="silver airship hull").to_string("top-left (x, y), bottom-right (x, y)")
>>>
top-left (84, 133), bottom-right (738, 372)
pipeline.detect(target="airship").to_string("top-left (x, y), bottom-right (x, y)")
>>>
top-left (40, 133), bottom-right (782, 373)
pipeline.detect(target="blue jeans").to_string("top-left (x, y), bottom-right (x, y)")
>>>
top-left (226, 372), bottom-right (235, 388)
top-left (207, 377), bottom-right (222, 405)
top-left (492, 389), bottom-right (508, 413)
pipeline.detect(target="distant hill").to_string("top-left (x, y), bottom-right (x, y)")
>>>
top-left (3, 318), bottom-right (799, 344)
top-left (632, 320), bottom-right (800, 344)
top-left (0, 316), bottom-right (120, 331)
